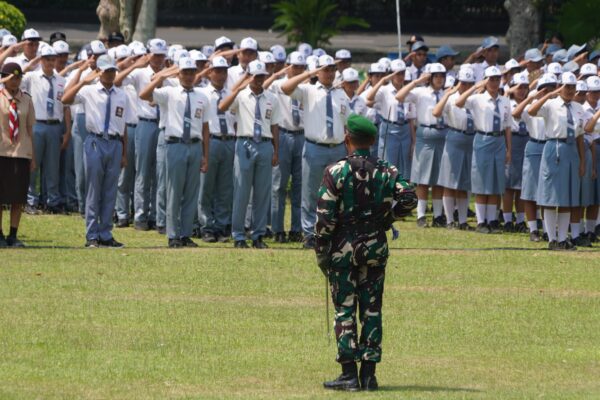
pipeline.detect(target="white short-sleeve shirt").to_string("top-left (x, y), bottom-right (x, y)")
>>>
top-left (535, 97), bottom-right (588, 139)
top-left (200, 83), bottom-right (235, 136)
top-left (520, 103), bottom-right (547, 141)
top-left (270, 78), bottom-right (304, 131)
top-left (21, 70), bottom-right (66, 121)
top-left (465, 91), bottom-right (513, 133)
top-left (230, 87), bottom-right (281, 139)
top-left (405, 86), bottom-right (446, 126)
top-left (153, 85), bottom-right (209, 140)
top-left (72, 83), bottom-right (133, 137)
top-left (123, 66), bottom-right (163, 119)
top-left (373, 84), bottom-right (410, 124)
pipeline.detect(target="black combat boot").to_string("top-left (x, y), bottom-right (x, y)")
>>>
top-left (360, 361), bottom-right (378, 391)
top-left (323, 362), bottom-right (360, 391)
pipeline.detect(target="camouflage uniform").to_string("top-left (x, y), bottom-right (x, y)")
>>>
top-left (315, 148), bottom-right (414, 364)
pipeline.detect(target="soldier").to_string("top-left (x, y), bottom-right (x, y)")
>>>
top-left (315, 114), bottom-right (416, 391)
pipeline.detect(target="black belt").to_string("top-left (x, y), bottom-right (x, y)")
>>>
top-left (139, 117), bottom-right (158, 123)
top-left (305, 138), bottom-right (343, 148)
top-left (210, 134), bottom-right (234, 141)
top-left (126, 123), bottom-right (137, 128)
top-left (549, 138), bottom-right (568, 143)
top-left (36, 119), bottom-right (61, 125)
top-left (280, 128), bottom-right (304, 135)
top-left (511, 131), bottom-right (529, 137)
top-left (454, 129), bottom-right (476, 136)
top-left (90, 132), bottom-right (121, 141)
top-left (381, 118), bottom-right (407, 126)
top-left (236, 137), bottom-right (272, 143)
top-left (529, 138), bottom-right (546, 144)
top-left (166, 137), bottom-right (201, 144)
top-left (420, 124), bottom-right (447, 130)
top-left (476, 131), bottom-right (504, 137)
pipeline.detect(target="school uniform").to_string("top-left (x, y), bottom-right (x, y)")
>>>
top-left (21, 70), bottom-right (66, 210)
top-left (519, 103), bottom-right (547, 202)
top-left (583, 102), bottom-right (600, 206)
top-left (506, 99), bottom-right (529, 190)
top-left (226, 64), bottom-right (246, 92)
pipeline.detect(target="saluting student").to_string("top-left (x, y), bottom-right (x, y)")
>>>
top-left (583, 76), bottom-right (600, 241)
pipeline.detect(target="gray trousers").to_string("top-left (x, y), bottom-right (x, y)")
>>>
top-left (166, 141), bottom-right (202, 240)
top-left (232, 139), bottom-right (273, 241)
top-left (28, 121), bottom-right (63, 207)
top-left (115, 123), bottom-right (136, 221)
top-left (72, 113), bottom-right (88, 214)
top-left (59, 124), bottom-right (77, 208)
top-left (134, 119), bottom-right (159, 223)
top-left (156, 128), bottom-right (167, 228)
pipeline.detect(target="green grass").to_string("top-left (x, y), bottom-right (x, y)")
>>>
top-left (1, 213), bottom-right (599, 399)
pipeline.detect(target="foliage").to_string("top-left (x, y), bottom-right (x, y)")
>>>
top-left (0, 1), bottom-right (26, 38)
top-left (556, 0), bottom-right (600, 45)
top-left (271, 0), bottom-right (370, 47)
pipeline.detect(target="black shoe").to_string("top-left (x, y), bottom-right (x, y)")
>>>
top-left (157, 226), bottom-right (166, 235)
top-left (514, 221), bottom-right (527, 233)
top-left (467, 208), bottom-right (476, 218)
top-left (488, 220), bottom-right (502, 234)
top-left (542, 232), bottom-right (549, 241)
top-left (24, 204), bottom-right (40, 215)
top-left (234, 240), bottom-right (249, 249)
top-left (458, 222), bottom-right (474, 231)
top-left (303, 236), bottom-right (315, 249)
top-left (99, 238), bottom-right (124, 248)
top-left (359, 361), bottom-right (378, 392)
top-left (416, 217), bottom-right (428, 228)
top-left (116, 219), bottom-right (129, 228)
top-left (217, 233), bottom-right (230, 243)
top-left (148, 220), bottom-right (157, 230)
top-left (85, 239), bottom-right (100, 248)
top-left (596, 224), bottom-right (600, 236)
top-left (323, 363), bottom-right (360, 391)
top-left (192, 227), bottom-right (203, 238)
top-left (588, 232), bottom-right (598, 243)
top-left (498, 209), bottom-right (505, 223)
top-left (169, 238), bottom-right (184, 248)
top-left (46, 205), bottom-right (64, 214)
top-left (476, 223), bottom-right (490, 234)
top-left (529, 230), bottom-right (541, 242)
top-left (288, 231), bottom-right (303, 242)
top-left (453, 209), bottom-right (459, 223)
top-left (134, 221), bottom-right (150, 231)
top-left (202, 232), bottom-right (217, 243)
top-left (557, 240), bottom-right (577, 251)
top-left (252, 238), bottom-right (268, 249)
top-left (274, 232), bottom-right (288, 243)
top-left (0, 235), bottom-right (7, 248)
top-left (432, 215), bottom-right (446, 228)
top-left (537, 219), bottom-right (544, 230)
top-left (503, 221), bottom-right (514, 233)
top-left (548, 240), bottom-right (558, 250)
top-left (263, 227), bottom-right (273, 239)
top-left (6, 236), bottom-right (25, 247)
top-left (446, 222), bottom-right (457, 229)
top-left (572, 235), bottom-right (591, 248)
top-left (181, 237), bottom-right (198, 247)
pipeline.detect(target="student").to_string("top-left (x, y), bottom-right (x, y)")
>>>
top-left (468, 36), bottom-right (500, 82)
top-left (226, 37), bottom-right (258, 91)
top-left (341, 68), bottom-right (368, 117)
top-left (583, 76), bottom-right (600, 241)
top-left (436, 45), bottom-right (460, 79)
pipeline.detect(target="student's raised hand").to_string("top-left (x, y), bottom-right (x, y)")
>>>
top-left (417, 73), bottom-right (431, 84)
top-left (82, 69), bottom-right (100, 84)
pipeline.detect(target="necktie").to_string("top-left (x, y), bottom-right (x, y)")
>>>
top-left (183, 89), bottom-right (192, 143)
top-left (291, 99), bottom-right (300, 127)
top-left (349, 98), bottom-right (357, 112)
top-left (326, 89), bottom-right (334, 138)
top-left (216, 90), bottom-right (228, 135)
top-left (465, 109), bottom-right (475, 134)
top-left (435, 91), bottom-right (444, 128)
top-left (253, 93), bottom-right (262, 142)
top-left (8, 97), bottom-right (18, 143)
top-left (103, 88), bottom-right (113, 139)
top-left (396, 101), bottom-right (405, 124)
top-left (518, 121), bottom-right (527, 135)
top-left (565, 103), bottom-right (575, 144)
top-left (492, 98), bottom-right (501, 133)
top-left (43, 75), bottom-right (54, 118)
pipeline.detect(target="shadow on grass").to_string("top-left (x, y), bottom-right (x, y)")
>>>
top-left (380, 385), bottom-right (483, 393)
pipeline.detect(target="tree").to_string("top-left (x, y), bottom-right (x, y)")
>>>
top-left (556, 0), bottom-right (600, 46)
top-left (97, 0), bottom-right (156, 43)
top-left (271, 0), bottom-right (369, 47)
top-left (0, 1), bottom-right (26, 39)
top-left (504, 0), bottom-right (542, 58)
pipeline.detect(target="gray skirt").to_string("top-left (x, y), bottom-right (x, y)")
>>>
top-left (471, 133), bottom-right (506, 195)
top-left (580, 145), bottom-right (594, 207)
top-left (520, 140), bottom-right (545, 202)
top-left (437, 129), bottom-right (474, 191)
top-left (378, 120), bottom-right (412, 180)
top-left (505, 134), bottom-right (528, 190)
top-left (536, 140), bottom-right (580, 207)
top-left (410, 126), bottom-right (447, 186)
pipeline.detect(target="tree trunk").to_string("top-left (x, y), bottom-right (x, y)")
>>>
top-left (119, 0), bottom-right (136, 41)
top-left (132, 0), bottom-right (157, 44)
top-left (504, 0), bottom-right (541, 59)
top-left (97, 0), bottom-right (120, 40)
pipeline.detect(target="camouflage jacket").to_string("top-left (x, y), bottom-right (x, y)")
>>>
top-left (315, 149), bottom-right (413, 254)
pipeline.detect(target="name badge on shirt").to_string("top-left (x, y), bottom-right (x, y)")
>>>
top-left (265, 108), bottom-right (272, 120)
top-left (340, 105), bottom-right (347, 116)
top-left (194, 108), bottom-right (203, 119)
top-left (115, 106), bottom-right (124, 118)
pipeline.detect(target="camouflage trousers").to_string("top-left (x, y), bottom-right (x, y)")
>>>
top-left (327, 230), bottom-right (388, 364)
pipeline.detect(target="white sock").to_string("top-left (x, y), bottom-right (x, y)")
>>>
top-left (457, 198), bottom-right (469, 224)
top-left (527, 220), bottom-right (537, 233)
top-left (442, 196), bottom-right (455, 223)
top-left (570, 222), bottom-right (580, 239)
top-left (557, 213), bottom-right (570, 242)
top-left (486, 204), bottom-right (498, 223)
top-left (432, 199), bottom-right (443, 218)
top-left (475, 203), bottom-right (486, 224)
top-left (586, 219), bottom-right (596, 233)
top-left (544, 209), bottom-right (557, 241)
top-left (417, 199), bottom-right (427, 219)
top-left (503, 212), bottom-right (513, 223)
top-left (516, 212), bottom-right (525, 223)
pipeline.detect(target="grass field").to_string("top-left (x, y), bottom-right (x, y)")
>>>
top-left (1, 213), bottom-right (599, 399)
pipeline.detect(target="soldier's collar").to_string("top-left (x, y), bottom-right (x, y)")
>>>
top-left (351, 149), bottom-right (371, 157)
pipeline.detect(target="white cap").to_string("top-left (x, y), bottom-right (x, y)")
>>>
top-left (248, 60), bottom-right (269, 75)
top-left (201, 45), bottom-right (214, 57)
top-left (168, 44), bottom-right (184, 60)
top-left (504, 58), bottom-right (520, 72)
top-left (240, 37), bottom-right (258, 51)
top-left (458, 66), bottom-right (476, 82)
top-left (378, 57), bottom-right (391, 72)
top-left (114, 44), bottom-right (131, 60)
top-left (214, 36), bottom-right (234, 49)
top-left (586, 76), bottom-right (600, 91)
top-left (298, 43), bottom-right (313, 57)
top-left (342, 68), bottom-right (359, 82)
top-left (524, 48), bottom-right (543, 62)
top-left (511, 71), bottom-right (529, 86)
top-left (78, 48), bottom-right (88, 61)
top-left (178, 56), bottom-right (197, 70)
top-left (547, 62), bottom-right (562, 75)
top-left (484, 66), bottom-right (502, 77)
top-left (390, 59), bottom-right (406, 72)
top-left (335, 49), bottom-right (351, 60)
top-left (173, 49), bottom-right (190, 63)
top-left (306, 55), bottom-right (317, 65)
top-left (576, 80), bottom-right (588, 92)
top-left (90, 40), bottom-right (107, 55)
top-left (404, 69), bottom-right (413, 82)
top-left (307, 59), bottom-right (319, 72)
top-left (148, 38), bottom-right (168, 55)
top-left (96, 55), bottom-right (117, 71)
top-left (52, 40), bottom-right (69, 55)
top-left (368, 63), bottom-right (386, 74)
top-left (312, 48), bottom-right (326, 57)
top-left (40, 46), bottom-right (57, 57)
top-left (445, 75), bottom-right (456, 89)
top-left (107, 47), bottom-right (117, 60)
top-left (580, 63), bottom-right (598, 77)
top-left (259, 51), bottom-right (275, 64)
top-left (423, 64), bottom-right (431, 74)
top-left (189, 49), bottom-right (207, 62)
top-left (428, 63), bottom-right (446, 74)
top-left (537, 73), bottom-right (558, 89)
top-left (2, 34), bottom-right (17, 47)
top-left (560, 71), bottom-right (577, 85)
top-left (288, 51), bottom-right (306, 66)
top-left (318, 55), bottom-right (335, 67)
top-left (270, 45), bottom-right (286, 62)
top-left (211, 55), bottom-right (229, 68)
top-left (22, 28), bottom-right (41, 41)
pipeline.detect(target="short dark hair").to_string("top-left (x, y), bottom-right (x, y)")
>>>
top-left (347, 131), bottom-right (375, 147)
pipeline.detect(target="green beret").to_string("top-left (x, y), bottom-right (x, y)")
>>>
top-left (346, 114), bottom-right (377, 138)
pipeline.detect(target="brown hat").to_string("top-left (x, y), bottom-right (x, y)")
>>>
top-left (0, 62), bottom-right (22, 77)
